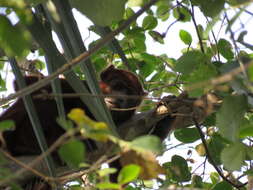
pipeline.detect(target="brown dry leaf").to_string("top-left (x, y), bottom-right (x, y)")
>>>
top-left (120, 150), bottom-right (165, 180)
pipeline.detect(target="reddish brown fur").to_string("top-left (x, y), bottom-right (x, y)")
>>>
top-left (0, 65), bottom-right (146, 157)
top-left (0, 65), bottom-right (146, 188)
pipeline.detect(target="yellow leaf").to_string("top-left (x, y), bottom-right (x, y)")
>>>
top-left (93, 122), bottom-right (108, 130)
top-left (68, 108), bottom-right (86, 124)
top-left (68, 108), bottom-right (110, 142)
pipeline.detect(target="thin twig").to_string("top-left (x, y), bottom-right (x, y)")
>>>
top-left (0, 129), bottom-right (73, 185)
top-left (176, 1), bottom-right (205, 53)
top-left (186, 60), bottom-right (253, 91)
top-left (149, 82), bottom-right (186, 92)
top-left (241, 8), bottom-right (253, 17)
top-left (190, 4), bottom-right (205, 53)
top-left (33, 92), bottom-right (160, 101)
top-left (193, 118), bottom-right (247, 188)
top-left (205, 16), bottom-right (221, 61)
top-left (224, 12), bottom-right (247, 78)
top-left (57, 154), bottom-right (120, 184)
top-left (0, 148), bottom-right (48, 180)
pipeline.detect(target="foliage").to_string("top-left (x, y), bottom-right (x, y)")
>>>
top-left (0, 0), bottom-right (253, 189)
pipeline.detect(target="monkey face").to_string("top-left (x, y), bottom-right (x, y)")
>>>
top-left (100, 65), bottom-right (147, 110)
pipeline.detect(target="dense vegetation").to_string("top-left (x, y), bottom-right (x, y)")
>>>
top-left (0, 0), bottom-right (253, 189)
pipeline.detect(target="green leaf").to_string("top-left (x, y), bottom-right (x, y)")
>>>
top-left (212, 181), bottom-right (233, 190)
top-left (207, 134), bottom-right (227, 165)
top-left (245, 169), bottom-right (253, 176)
top-left (58, 139), bottom-right (86, 168)
top-left (96, 182), bottom-right (120, 190)
top-left (140, 53), bottom-right (158, 64)
top-left (192, 0), bottom-right (225, 18)
top-left (127, 0), bottom-right (147, 7)
top-left (192, 175), bottom-right (203, 188)
top-left (239, 124), bottom-right (253, 138)
top-left (139, 61), bottom-right (155, 78)
top-left (34, 59), bottom-right (45, 71)
top-left (124, 7), bottom-right (135, 19)
top-left (164, 155), bottom-right (191, 182)
top-left (0, 77), bottom-right (6, 91)
top-left (247, 64), bottom-right (253, 82)
top-left (216, 95), bottom-right (247, 142)
top-left (203, 113), bottom-right (216, 127)
top-left (117, 164), bottom-right (141, 184)
top-left (175, 50), bottom-right (205, 74)
top-left (138, 53), bottom-right (157, 77)
top-left (142, 15), bottom-right (158, 30)
top-left (217, 39), bottom-right (234, 60)
top-left (148, 30), bottom-right (164, 44)
top-left (227, 0), bottom-right (250, 6)
top-left (210, 172), bottom-right (220, 184)
top-left (173, 7), bottom-right (191, 22)
top-left (133, 38), bottom-right (146, 53)
top-left (131, 135), bottom-right (163, 154)
top-left (0, 120), bottom-right (15, 131)
top-left (97, 168), bottom-right (117, 177)
top-left (70, 0), bottom-right (126, 26)
top-left (125, 29), bottom-right (146, 53)
top-left (246, 146), bottom-right (253, 160)
top-left (0, 62), bottom-right (4, 70)
top-left (24, 0), bottom-right (46, 5)
top-left (185, 63), bottom-right (217, 96)
top-left (0, 15), bottom-right (30, 57)
top-left (156, 4), bottom-right (170, 21)
top-left (179, 30), bottom-right (192, 45)
top-left (174, 128), bottom-right (200, 143)
top-left (239, 117), bottom-right (253, 138)
top-left (93, 57), bottom-right (108, 72)
top-left (125, 27), bottom-right (144, 38)
top-left (221, 143), bottom-right (246, 171)
top-left (196, 24), bottom-right (204, 39)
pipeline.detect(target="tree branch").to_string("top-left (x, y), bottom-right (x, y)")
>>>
top-left (0, 0), bottom-right (158, 106)
top-left (0, 92), bottom-right (219, 186)
top-left (193, 119), bottom-right (247, 188)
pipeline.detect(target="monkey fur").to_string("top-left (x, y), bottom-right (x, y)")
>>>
top-left (0, 65), bottom-right (147, 158)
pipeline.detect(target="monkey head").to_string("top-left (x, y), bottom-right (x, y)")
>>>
top-left (100, 65), bottom-right (147, 110)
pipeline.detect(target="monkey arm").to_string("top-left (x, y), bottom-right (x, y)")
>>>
top-left (118, 92), bottom-right (219, 141)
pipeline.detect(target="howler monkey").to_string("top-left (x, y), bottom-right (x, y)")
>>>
top-left (0, 65), bottom-right (147, 158)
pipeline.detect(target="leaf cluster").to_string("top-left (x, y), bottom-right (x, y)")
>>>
top-left (0, 0), bottom-right (253, 189)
